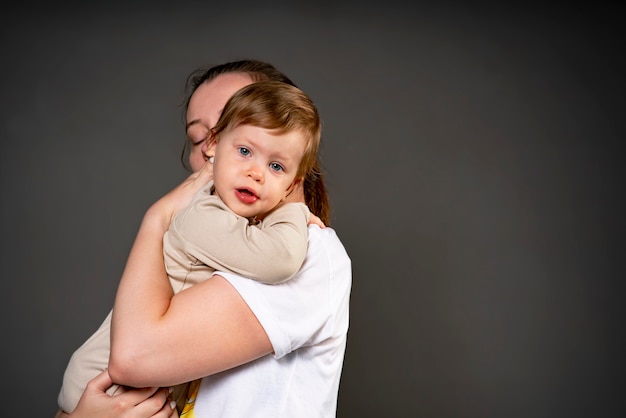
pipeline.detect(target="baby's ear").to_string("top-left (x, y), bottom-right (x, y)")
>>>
top-left (206, 134), bottom-right (218, 153)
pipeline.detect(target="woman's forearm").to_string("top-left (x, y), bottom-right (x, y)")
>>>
top-left (110, 167), bottom-right (208, 386)
top-left (109, 200), bottom-right (177, 383)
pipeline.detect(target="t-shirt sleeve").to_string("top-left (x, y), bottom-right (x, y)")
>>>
top-left (216, 226), bottom-right (349, 359)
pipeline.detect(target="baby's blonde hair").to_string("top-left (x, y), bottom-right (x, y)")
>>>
top-left (210, 80), bottom-right (321, 180)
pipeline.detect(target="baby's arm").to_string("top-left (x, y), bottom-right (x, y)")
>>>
top-left (169, 193), bottom-right (309, 284)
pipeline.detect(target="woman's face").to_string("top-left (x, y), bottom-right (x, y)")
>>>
top-left (185, 72), bottom-right (256, 172)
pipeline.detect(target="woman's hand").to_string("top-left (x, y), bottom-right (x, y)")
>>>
top-left (156, 160), bottom-right (214, 228)
top-left (169, 160), bottom-right (214, 216)
top-left (59, 370), bottom-right (178, 418)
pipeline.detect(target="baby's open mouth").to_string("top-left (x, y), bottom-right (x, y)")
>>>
top-left (237, 188), bottom-right (254, 197)
top-left (236, 188), bottom-right (259, 204)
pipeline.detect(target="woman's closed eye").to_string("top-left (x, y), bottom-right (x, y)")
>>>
top-left (187, 124), bottom-right (209, 146)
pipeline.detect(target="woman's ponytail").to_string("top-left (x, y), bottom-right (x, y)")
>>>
top-left (304, 159), bottom-right (330, 226)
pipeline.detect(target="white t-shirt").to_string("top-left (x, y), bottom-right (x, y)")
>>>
top-left (192, 225), bottom-right (352, 417)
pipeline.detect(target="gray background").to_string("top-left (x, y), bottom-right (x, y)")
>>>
top-left (1, 2), bottom-right (624, 417)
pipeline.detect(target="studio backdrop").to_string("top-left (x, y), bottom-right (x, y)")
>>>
top-left (1, 3), bottom-right (623, 417)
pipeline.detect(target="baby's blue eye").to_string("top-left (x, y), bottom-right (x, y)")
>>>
top-left (238, 147), bottom-right (250, 156)
top-left (270, 162), bottom-right (284, 172)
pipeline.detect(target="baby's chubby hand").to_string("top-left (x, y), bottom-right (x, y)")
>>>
top-left (307, 213), bottom-right (326, 229)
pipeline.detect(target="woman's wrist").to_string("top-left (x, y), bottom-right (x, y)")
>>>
top-left (143, 199), bottom-right (175, 236)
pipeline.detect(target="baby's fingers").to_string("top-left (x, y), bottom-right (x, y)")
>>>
top-left (307, 213), bottom-right (326, 228)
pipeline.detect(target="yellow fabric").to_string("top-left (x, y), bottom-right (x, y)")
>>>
top-left (180, 379), bottom-right (202, 418)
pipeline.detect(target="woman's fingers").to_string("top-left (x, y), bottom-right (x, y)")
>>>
top-left (166, 405), bottom-right (180, 418)
top-left (87, 368), bottom-right (115, 392)
top-left (197, 159), bottom-right (214, 183)
top-left (71, 370), bottom-right (175, 418)
top-left (165, 160), bottom-right (215, 218)
top-left (125, 387), bottom-right (176, 418)
top-left (86, 370), bottom-right (159, 407)
top-left (155, 394), bottom-right (179, 418)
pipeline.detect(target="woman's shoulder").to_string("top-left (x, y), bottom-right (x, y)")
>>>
top-left (305, 226), bottom-right (351, 276)
top-left (307, 226), bottom-right (348, 254)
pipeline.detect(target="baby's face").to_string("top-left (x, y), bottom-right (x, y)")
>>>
top-left (211, 124), bottom-right (305, 220)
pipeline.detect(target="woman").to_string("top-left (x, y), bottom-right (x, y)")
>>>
top-left (62, 60), bottom-right (351, 417)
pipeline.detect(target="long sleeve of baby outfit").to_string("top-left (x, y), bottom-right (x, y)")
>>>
top-left (166, 184), bottom-right (310, 284)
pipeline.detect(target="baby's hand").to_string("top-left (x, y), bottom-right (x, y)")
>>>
top-left (308, 213), bottom-right (326, 229)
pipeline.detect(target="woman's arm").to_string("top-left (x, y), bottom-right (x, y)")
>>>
top-left (108, 163), bottom-right (273, 388)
